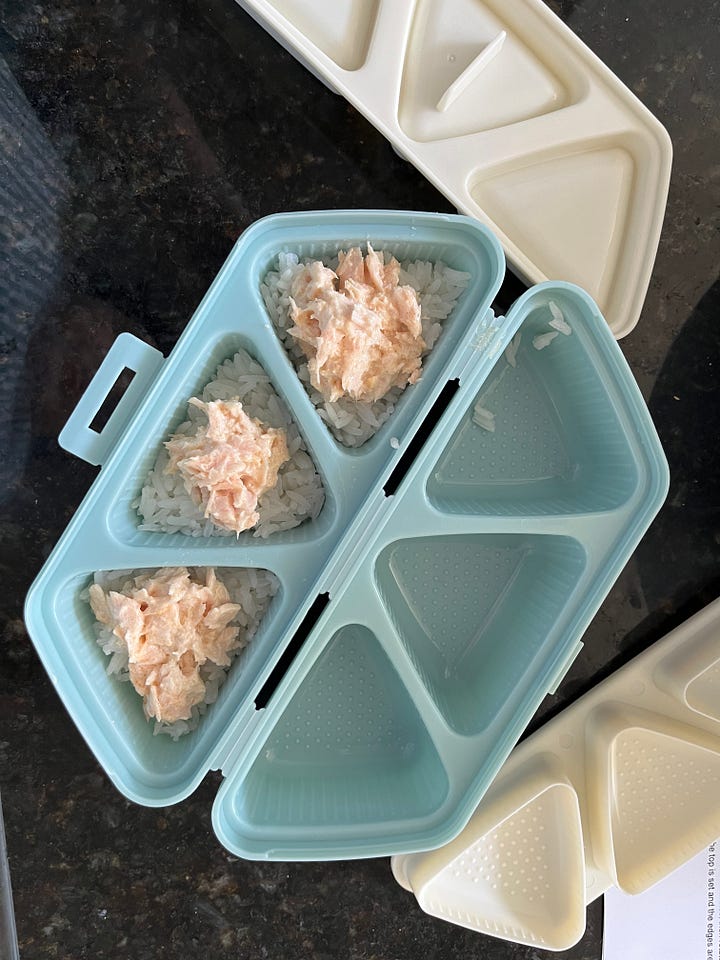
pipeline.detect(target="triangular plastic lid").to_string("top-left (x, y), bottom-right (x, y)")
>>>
top-left (238, 0), bottom-right (672, 336)
top-left (415, 784), bottom-right (586, 949)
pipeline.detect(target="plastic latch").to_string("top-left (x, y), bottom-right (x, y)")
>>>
top-left (547, 640), bottom-right (584, 696)
top-left (58, 332), bottom-right (164, 467)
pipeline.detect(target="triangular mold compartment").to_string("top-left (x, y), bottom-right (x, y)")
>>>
top-left (399, 0), bottom-right (580, 142)
top-left (257, 219), bottom-right (503, 449)
top-left (212, 622), bottom-right (448, 857)
top-left (608, 725), bottom-right (720, 894)
top-left (264, 0), bottom-right (380, 71)
top-left (417, 782), bottom-right (586, 949)
top-left (426, 287), bottom-right (641, 517)
top-left (106, 334), bottom-right (333, 551)
top-left (375, 533), bottom-right (586, 736)
top-left (470, 140), bottom-right (639, 324)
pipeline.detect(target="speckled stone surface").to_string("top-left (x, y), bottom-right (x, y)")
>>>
top-left (1, 0), bottom-right (719, 956)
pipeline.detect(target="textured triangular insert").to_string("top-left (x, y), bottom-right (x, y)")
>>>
top-left (473, 146), bottom-right (634, 303)
top-left (420, 785), bottom-right (585, 948)
top-left (610, 727), bottom-right (720, 893)
top-left (399, 0), bottom-right (571, 142)
top-left (375, 534), bottom-right (586, 735)
top-left (267, 0), bottom-right (379, 70)
top-left (236, 624), bottom-right (447, 829)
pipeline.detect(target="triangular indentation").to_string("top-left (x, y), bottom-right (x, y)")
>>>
top-left (473, 147), bottom-right (635, 303)
top-left (399, 0), bottom-right (571, 142)
top-left (376, 534), bottom-right (586, 735)
top-left (611, 727), bottom-right (720, 893)
top-left (268, 0), bottom-right (379, 70)
top-left (238, 624), bottom-right (447, 828)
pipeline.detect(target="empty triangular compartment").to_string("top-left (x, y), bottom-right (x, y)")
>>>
top-left (264, 0), bottom-right (380, 71)
top-left (375, 533), bottom-right (587, 736)
top-left (426, 288), bottom-right (643, 517)
top-left (607, 726), bottom-right (720, 894)
top-left (472, 144), bottom-right (634, 308)
top-left (212, 622), bottom-right (448, 856)
top-left (399, 0), bottom-right (576, 143)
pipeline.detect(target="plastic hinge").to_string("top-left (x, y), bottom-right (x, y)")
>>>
top-left (547, 640), bottom-right (584, 696)
top-left (321, 489), bottom-right (393, 599)
top-left (453, 308), bottom-right (505, 383)
top-left (213, 700), bottom-right (266, 778)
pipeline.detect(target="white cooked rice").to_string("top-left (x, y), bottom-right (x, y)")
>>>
top-left (548, 300), bottom-right (572, 336)
top-left (472, 403), bottom-right (496, 432)
top-left (504, 332), bottom-right (522, 368)
top-left (261, 251), bottom-right (470, 447)
top-left (83, 566), bottom-right (279, 739)
top-left (533, 331), bottom-right (559, 351)
top-left (135, 349), bottom-right (325, 538)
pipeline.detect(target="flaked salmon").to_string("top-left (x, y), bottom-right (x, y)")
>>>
top-left (288, 245), bottom-right (424, 403)
top-left (89, 567), bottom-right (241, 724)
top-left (164, 398), bottom-right (289, 534)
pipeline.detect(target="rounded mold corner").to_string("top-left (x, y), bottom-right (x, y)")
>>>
top-left (261, 0), bottom-right (380, 72)
top-left (426, 285), bottom-right (647, 519)
top-left (249, 211), bottom-right (504, 453)
top-left (653, 623), bottom-right (720, 725)
top-left (397, 0), bottom-right (587, 145)
top-left (585, 705), bottom-right (720, 895)
top-left (373, 532), bottom-right (587, 737)
top-left (684, 659), bottom-right (720, 723)
top-left (214, 621), bottom-right (450, 854)
top-left (31, 562), bottom-right (288, 806)
top-left (411, 768), bottom-right (586, 950)
top-left (466, 127), bottom-right (662, 337)
top-left (104, 330), bottom-right (339, 555)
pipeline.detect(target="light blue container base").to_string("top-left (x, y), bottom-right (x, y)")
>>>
top-left (24, 212), bottom-right (668, 860)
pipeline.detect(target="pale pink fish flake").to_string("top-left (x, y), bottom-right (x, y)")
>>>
top-left (89, 567), bottom-right (242, 724)
top-left (288, 244), bottom-right (424, 403)
top-left (164, 398), bottom-right (289, 535)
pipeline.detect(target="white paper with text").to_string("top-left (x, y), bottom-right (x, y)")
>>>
top-left (603, 841), bottom-right (719, 960)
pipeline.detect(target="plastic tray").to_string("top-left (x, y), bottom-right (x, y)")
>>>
top-left (24, 210), bottom-right (668, 861)
top-left (391, 597), bottom-right (720, 950)
top-left (234, 0), bottom-right (671, 338)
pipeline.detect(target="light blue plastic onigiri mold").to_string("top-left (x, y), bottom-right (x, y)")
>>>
top-left (24, 210), bottom-right (668, 860)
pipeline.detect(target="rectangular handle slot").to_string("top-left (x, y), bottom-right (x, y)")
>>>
top-left (58, 332), bottom-right (164, 467)
top-left (89, 367), bottom-right (136, 434)
top-left (254, 593), bottom-right (330, 709)
top-left (383, 379), bottom-right (460, 496)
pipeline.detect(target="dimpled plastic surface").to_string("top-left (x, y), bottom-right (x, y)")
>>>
top-left (392, 598), bottom-right (720, 949)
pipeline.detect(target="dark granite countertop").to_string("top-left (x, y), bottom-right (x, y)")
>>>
top-left (1, 0), bottom-right (719, 957)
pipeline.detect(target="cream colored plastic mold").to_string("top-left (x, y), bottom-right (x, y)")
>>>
top-left (236, 0), bottom-right (671, 336)
top-left (391, 597), bottom-right (720, 951)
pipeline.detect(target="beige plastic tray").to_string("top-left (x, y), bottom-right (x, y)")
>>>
top-left (236, 0), bottom-right (671, 337)
top-left (391, 597), bottom-right (720, 951)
